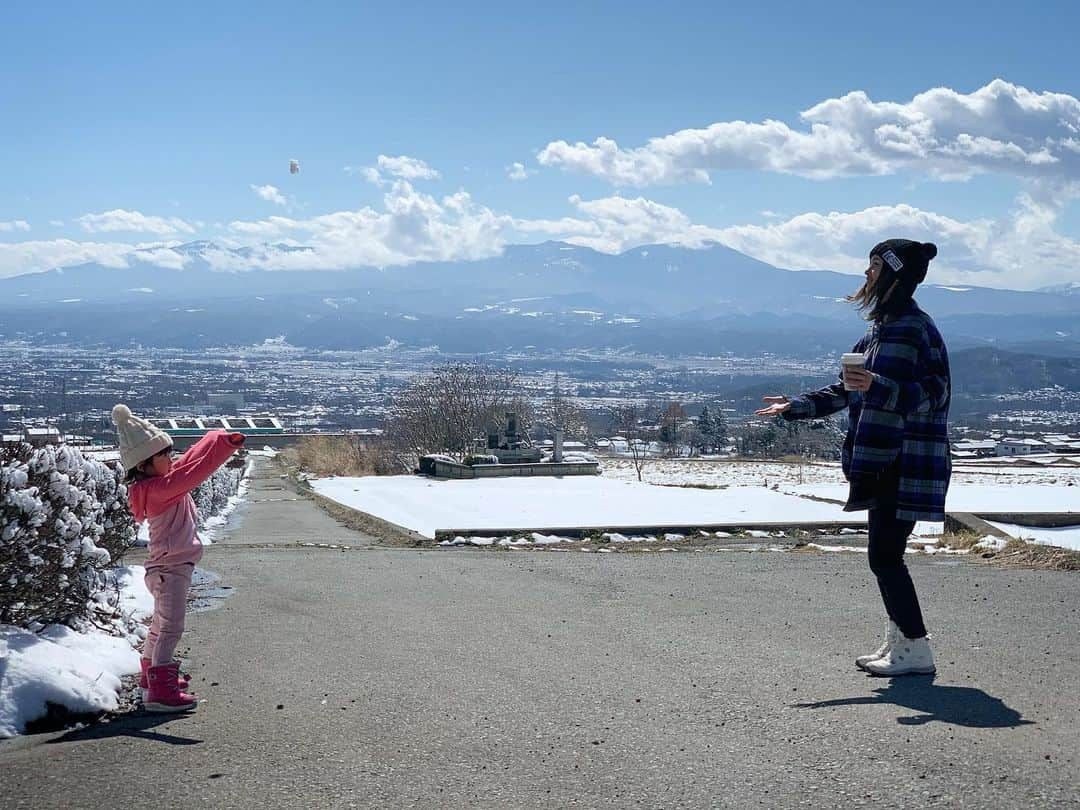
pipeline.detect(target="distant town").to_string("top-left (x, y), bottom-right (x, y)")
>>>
top-left (3, 341), bottom-right (1078, 463)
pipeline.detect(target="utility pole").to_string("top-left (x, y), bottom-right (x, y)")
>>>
top-left (60, 375), bottom-right (67, 442)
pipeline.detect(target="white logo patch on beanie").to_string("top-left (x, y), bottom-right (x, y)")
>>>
top-left (881, 249), bottom-right (904, 273)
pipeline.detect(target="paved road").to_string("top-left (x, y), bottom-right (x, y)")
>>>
top-left (3, 458), bottom-right (1078, 808)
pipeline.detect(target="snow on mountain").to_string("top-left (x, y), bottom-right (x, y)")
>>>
top-left (1039, 281), bottom-right (1080, 296)
top-left (2, 240), bottom-right (1079, 353)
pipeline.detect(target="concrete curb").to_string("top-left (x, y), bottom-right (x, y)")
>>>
top-left (945, 512), bottom-right (1013, 539)
top-left (432, 520), bottom-right (869, 544)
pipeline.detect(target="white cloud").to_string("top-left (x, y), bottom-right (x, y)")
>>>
top-left (251, 184), bottom-right (287, 206)
top-left (6, 181), bottom-right (1078, 290)
top-left (0, 220), bottom-right (30, 232)
top-left (220, 180), bottom-right (506, 270)
top-left (512, 193), bottom-right (1080, 290)
top-left (347, 155), bottom-right (440, 187)
top-left (128, 245), bottom-right (190, 270)
top-left (538, 79), bottom-right (1080, 188)
top-left (0, 239), bottom-right (190, 278)
top-left (512, 195), bottom-right (726, 254)
top-left (76, 209), bottom-right (195, 236)
top-left (708, 199), bottom-right (1080, 290)
top-left (507, 162), bottom-right (534, 181)
top-left (376, 154), bottom-right (440, 181)
top-left (357, 167), bottom-right (385, 186)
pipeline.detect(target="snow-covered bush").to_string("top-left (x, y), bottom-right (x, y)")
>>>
top-left (0, 443), bottom-right (136, 629)
top-left (192, 462), bottom-right (244, 528)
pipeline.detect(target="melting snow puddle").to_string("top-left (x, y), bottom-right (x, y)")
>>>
top-left (188, 568), bottom-right (234, 613)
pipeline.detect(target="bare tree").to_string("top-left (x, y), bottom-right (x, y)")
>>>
top-left (535, 373), bottom-right (590, 443)
top-left (610, 403), bottom-right (657, 482)
top-left (385, 363), bottom-right (521, 465)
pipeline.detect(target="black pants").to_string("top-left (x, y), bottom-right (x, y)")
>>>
top-left (867, 485), bottom-right (928, 640)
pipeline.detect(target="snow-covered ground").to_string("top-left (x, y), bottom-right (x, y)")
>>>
top-left (985, 521), bottom-right (1080, 552)
top-left (200, 458), bottom-right (253, 542)
top-left (780, 483), bottom-right (1079, 514)
top-left (311, 475), bottom-right (859, 539)
top-left (1, 448), bottom-right (259, 738)
top-left (313, 457), bottom-right (1080, 551)
top-left (602, 457), bottom-right (1080, 488)
top-left (602, 458), bottom-right (848, 487)
top-left (0, 566), bottom-right (153, 738)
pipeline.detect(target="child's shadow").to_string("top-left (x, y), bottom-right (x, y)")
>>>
top-left (46, 710), bottom-right (202, 747)
top-left (792, 677), bottom-right (1031, 728)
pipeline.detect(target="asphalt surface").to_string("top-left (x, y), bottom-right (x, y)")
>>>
top-left (2, 458), bottom-right (1078, 808)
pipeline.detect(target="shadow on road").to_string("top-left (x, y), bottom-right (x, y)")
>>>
top-left (45, 711), bottom-right (203, 747)
top-left (792, 678), bottom-right (1032, 728)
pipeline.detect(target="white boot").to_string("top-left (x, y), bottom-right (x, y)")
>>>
top-left (863, 634), bottom-right (936, 677)
top-left (856, 620), bottom-right (899, 671)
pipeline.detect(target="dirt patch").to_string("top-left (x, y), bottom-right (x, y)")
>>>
top-left (940, 531), bottom-right (1080, 571)
top-left (307, 491), bottom-right (427, 547)
top-left (980, 540), bottom-right (1080, 571)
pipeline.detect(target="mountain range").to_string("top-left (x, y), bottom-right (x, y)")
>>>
top-left (1, 240), bottom-right (1078, 358)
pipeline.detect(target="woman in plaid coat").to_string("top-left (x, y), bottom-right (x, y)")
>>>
top-left (756, 239), bottom-right (950, 677)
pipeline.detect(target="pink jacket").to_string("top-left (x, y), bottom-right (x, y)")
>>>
top-left (129, 430), bottom-right (244, 569)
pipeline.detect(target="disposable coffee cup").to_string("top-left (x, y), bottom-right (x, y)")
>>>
top-left (841, 352), bottom-right (866, 390)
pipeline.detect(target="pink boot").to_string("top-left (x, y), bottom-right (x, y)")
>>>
top-left (144, 662), bottom-right (198, 713)
top-left (139, 658), bottom-right (190, 698)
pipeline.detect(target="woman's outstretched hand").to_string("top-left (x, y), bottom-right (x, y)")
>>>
top-left (755, 395), bottom-right (791, 418)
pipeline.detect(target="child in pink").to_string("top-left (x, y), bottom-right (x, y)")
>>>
top-left (112, 404), bottom-right (244, 712)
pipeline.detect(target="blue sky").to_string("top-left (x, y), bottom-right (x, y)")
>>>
top-left (2, 1), bottom-right (1079, 288)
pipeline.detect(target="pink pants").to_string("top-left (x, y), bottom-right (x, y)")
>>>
top-left (143, 563), bottom-right (194, 666)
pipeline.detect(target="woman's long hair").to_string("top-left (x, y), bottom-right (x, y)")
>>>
top-left (847, 268), bottom-right (913, 322)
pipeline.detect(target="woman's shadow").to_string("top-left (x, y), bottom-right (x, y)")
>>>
top-left (792, 677), bottom-right (1031, 727)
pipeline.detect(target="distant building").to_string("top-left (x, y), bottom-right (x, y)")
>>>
top-left (540, 439), bottom-right (587, 451)
top-left (149, 416), bottom-right (284, 438)
top-left (951, 439), bottom-right (997, 458)
top-left (996, 437), bottom-right (1046, 457)
top-left (208, 392), bottom-right (246, 411)
top-left (24, 427), bottom-right (61, 447)
top-left (1042, 435), bottom-right (1080, 453)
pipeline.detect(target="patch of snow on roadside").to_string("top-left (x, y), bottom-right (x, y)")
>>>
top-left (0, 565), bottom-right (153, 738)
top-left (201, 459), bottom-right (253, 542)
top-left (974, 535), bottom-right (1008, 551)
top-left (806, 543), bottom-right (864, 553)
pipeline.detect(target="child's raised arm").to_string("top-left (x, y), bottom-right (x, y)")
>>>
top-left (145, 430), bottom-right (245, 506)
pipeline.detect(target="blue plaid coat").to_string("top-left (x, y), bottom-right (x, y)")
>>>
top-left (783, 301), bottom-right (952, 521)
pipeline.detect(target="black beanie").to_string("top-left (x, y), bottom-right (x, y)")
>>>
top-left (869, 239), bottom-right (938, 287)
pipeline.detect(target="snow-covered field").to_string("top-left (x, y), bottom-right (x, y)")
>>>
top-left (311, 475), bottom-right (860, 539)
top-left (602, 458), bottom-right (848, 487)
top-left (313, 457), bottom-right (1080, 550)
top-left (0, 566), bottom-right (152, 738)
top-left (779, 483), bottom-right (1079, 515)
top-left (601, 457), bottom-right (1080, 488)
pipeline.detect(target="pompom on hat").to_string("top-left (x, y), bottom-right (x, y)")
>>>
top-left (112, 403), bottom-right (173, 472)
